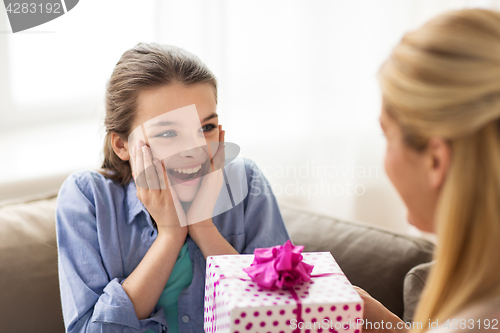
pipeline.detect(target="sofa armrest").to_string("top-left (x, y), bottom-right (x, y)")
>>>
top-left (0, 194), bottom-right (64, 333)
top-left (403, 261), bottom-right (434, 322)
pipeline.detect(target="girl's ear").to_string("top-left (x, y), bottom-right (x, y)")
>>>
top-left (111, 132), bottom-right (130, 161)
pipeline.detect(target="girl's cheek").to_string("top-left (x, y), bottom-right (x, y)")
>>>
top-left (208, 128), bottom-right (219, 139)
top-left (205, 131), bottom-right (220, 151)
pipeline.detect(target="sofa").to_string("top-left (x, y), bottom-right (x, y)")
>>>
top-left (0, 172), bottom-right (434, 332)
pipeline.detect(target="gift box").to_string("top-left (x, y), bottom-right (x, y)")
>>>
top-left (204, 242), bottom-right (363, 333)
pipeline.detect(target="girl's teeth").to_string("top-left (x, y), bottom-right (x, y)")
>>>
top-left (173, 165), bottom-right (201, 174)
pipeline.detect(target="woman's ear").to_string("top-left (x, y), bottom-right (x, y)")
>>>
top-left (111, 132), bottom-right (130, 161)
top-left (426, 137), bottom-right (451, 190)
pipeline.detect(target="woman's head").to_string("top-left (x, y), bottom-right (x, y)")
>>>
top-left (101, 43), bottom-right (218, 201)
top-left (378, 8), bottom-right (500, 328)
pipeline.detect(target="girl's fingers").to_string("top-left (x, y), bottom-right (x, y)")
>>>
top-left (153, 158), bottom-right (167, 190)
top-left (135, 141), bottom-right (148, 189)
top-left (135, 141), bottom-right (145, 175)
top-left (130, 146), bottom-right (136, 179)
top-left (213, 128), bottom-right (225, 170)
top-left (208, 125), bottom-right (224, 161)
top-left (164, 170), bottom-right (179, 203)
top-left (143, 145), bottom-right (160, 190)
top-left (163, 170), bottom-right (187, 226)
top-left (164, 168), bottom-right (174, 191)
top-left (212, 126), bottom-right (224, 158)
top-left (219, 125), bottom-right (224, 143)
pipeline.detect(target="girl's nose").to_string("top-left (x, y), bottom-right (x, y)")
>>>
top-left (178, 145), bottom-right (204, 159)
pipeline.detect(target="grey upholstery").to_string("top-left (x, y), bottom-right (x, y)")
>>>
top-left (403, 261), bottom-right (434, 322)
top-left (0, 195), bottom-right (63, 333)
top-left (0, 195), bottom-right (434, 332)
top-left (280, 203), bottom-right (435, 320)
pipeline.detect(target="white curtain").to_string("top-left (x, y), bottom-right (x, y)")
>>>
top-left (156, 0), bottom-right (500, 236)
top-left (2, 0), bottom-right (499, 235)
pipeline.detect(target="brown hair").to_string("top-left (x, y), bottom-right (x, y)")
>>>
top-left (378, 9), bottom-right (500, 331)
top-left (100, 43), bottom-right (218, 184)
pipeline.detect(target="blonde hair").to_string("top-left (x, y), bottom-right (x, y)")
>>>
top-left (378, 8), bottom-right (500, 331)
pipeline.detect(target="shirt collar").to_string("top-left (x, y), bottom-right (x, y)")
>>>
top-left (125, 179), bottom-right (147, 224)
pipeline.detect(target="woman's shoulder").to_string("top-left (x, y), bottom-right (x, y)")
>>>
top-left (429, 294), bottom-right (500, 333)
top-left (459, 293), bottom-right (500, 318)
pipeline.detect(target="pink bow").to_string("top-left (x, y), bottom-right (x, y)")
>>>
top-left (243, 240), bottom-right (314, 290)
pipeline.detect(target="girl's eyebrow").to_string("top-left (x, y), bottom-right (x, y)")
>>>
top-left (149, 120), bottom-right (178, 127)
top-left (148, 113), bottom-right (217, 128)
top-left (202, 113), bottom-right (218, 122)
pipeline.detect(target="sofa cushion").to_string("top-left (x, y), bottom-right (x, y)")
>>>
top-left (279, 202), bottom-right (435, 320)
top-left (403, 261), bottom-right (434, 322)
top-left (0, 194), bottom-right (64, 333)
top-left (0, 194), bottom-right (434, 332)
top-left (0, 173), bottom-right (69, 202)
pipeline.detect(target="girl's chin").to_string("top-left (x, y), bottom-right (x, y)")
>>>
top-left (172, 183), bottom-right (200, 202)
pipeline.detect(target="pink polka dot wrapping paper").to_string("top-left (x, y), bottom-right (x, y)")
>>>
top-left (204, 252), bottom-right (364, 333)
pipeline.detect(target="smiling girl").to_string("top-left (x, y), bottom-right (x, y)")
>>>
top-left (56, 43), bottom-right (290, 333)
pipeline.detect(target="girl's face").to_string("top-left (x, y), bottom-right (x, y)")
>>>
top-left (380, 107), bottom-right (448, 233)
top-left (129, 83), bottom-right (219, 202)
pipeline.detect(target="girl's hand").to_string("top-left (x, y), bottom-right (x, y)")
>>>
top-left (186, 125), bottom-right (226, 225)
top-left (353, 286), bottom-right (407, 333)
top-left (184, 126), bottom-right (238, 258)
top-left (131, 140), bottom-right (188, 235)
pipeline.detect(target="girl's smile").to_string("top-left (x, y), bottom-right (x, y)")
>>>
top-left (128, 83), bottom-right (219, 202)
top-left (167, 161), bottom-right (206, 186)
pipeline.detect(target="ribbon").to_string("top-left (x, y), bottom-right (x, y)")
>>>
top-left (208, 241), bottom-right (344, 333)
top-left (243, 240), bottom-right (314, 290)
top-left (242, 240), bottom-right (315, 333)
top-left (210, 273), bottom-right (343, 333)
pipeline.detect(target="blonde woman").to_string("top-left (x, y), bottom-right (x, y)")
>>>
top-left (357, 8), bottom-right (500, 333)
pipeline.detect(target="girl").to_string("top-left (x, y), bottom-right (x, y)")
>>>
top-left (56, 43), bottom-right (290, 333)
top-left (357, 8), bottom-right (500, 333)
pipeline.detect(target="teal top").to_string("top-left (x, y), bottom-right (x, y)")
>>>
top-left (145, 241), bottom-right (193, 333)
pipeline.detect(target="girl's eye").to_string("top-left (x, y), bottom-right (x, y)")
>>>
top-left (156, 130), bottom-right (177, 138)
top-left (200, 124), bottom-right (216, 133)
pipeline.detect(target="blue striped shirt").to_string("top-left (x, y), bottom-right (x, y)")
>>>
top-left (56, 158), bottom-right (290, 333)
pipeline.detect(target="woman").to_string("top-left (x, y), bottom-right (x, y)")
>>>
top-left (56, 43), bottom-right (290, 333)
top-left (357, 8), bottom-right (500, 333)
